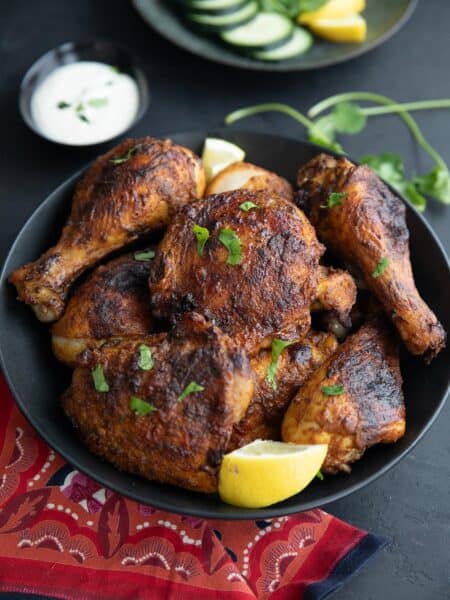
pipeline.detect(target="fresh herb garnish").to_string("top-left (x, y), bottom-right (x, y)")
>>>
top-left (316, 470), bottom-right (324, 480)
top-left (321, 192), bottom-right (346, 209)
top-left (192, 224), bottom-right (210, 256)
top-left (87, 97), bottom-right (108, 108)
top-left (134, 249), bottom-right (155, 262)
top-left (177, 381), bottom-right (204, 402)
top-left (130, 396), bottom-right (157, 416)
top-left (239, 201), bottom-right (258, 211)
top-left (78, 113), bottom-right (89, 123)
top-left (298, 0), bottom-right (328, 12)
top-left (138, 344), bottom-right (153, 371)
top-left (225, 93), bottom-right (450, 211)
top-left (92, 365), bottom-right (109, 393)
top-left (372, 257), bottom-right (389, 278)
top-left (57, 101), bottom-right (71, 109)
top-left (267, 338), bottom-right (296, 391)
top-left (321, 384), bottom-right (344, 396)
top-left (219, 228), bottom-right (242, 265)
top-left (110, 146), bottom-right (138, 165)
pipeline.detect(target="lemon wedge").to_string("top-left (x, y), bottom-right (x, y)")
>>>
top-left (307, 14), bottom-right (367, 43)
top-left (202, 138), bottom-right (246, 182)
top-left (298, 0), bottom-right (365, 25)
top-left (218, 440), bottom-right (328, 508)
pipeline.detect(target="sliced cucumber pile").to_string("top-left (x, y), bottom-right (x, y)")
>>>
top-left (221, 13), bottom-right (293, 49)
top-left (175, 0), bottom-right (313, 61)
top-left (251, 27), bottom-right (313, 61)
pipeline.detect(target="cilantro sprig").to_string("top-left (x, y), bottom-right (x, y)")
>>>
top-left (177, 381), bottom-right (204, 402)
top-left (267, 338), bottom-right (296, 391)
top-left (225, 93), bottom-right (450, 212)
top-left (192, 224), bottom-right (210, 256)
top-left (130, 396), bottom-right (157, 416)
top-left (321, 192), bottom-right (346, 209)
top-left (219, 228), bottom-right (242, 265)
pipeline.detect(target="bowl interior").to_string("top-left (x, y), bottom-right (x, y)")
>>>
top-left (0, 130), bottom-right (448, 519)
top-left (19, 40), bottom-right (150, 144)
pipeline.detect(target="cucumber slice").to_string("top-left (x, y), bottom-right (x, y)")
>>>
top-left (251, 27), bottom-right (313, 61)
top-left (178, 0), bottom-right (248, 15)
top-left (220, 12), bottom-right (294, 49)
top-left (186, 1), bottom-right (258, 31)
top-left (181, 0), bottom-right (247, 10)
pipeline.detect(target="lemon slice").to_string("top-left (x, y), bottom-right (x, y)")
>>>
top-left (218, 440), bottom-right (328, 508)
top-left (307, 14), bottom-right (367, 43)
top-left (202, 137), bottom-right (246, 182)
top-left (298, 0), bottom-right (365, 25)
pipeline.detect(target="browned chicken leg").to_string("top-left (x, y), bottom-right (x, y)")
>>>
top-left (63, 312), bottom-right (253, 493)
top-left (51, 252), bottom-right (156, 367)
top-left (9, 137), bottom-right (205, 322)
top-left (282, 318), bottom-right (406, 474)
top-left (150, 189), bottom-right (324, 354)
top-left (296, 154), bottom-right (445, 360)
top-left (228, 329), bottom-right (338, 451)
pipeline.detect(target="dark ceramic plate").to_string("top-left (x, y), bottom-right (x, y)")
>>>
top-left (0, 131), bottom-right (449, 519)
top-left (133, 0), bottom-right (417, 72)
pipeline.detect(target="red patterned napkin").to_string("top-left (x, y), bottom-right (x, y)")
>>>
top-left (0, 375), bottom-right (386, 599)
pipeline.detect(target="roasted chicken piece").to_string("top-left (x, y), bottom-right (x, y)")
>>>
top-left (312, 266), bottom-right (357, 325)
top-left (282, 318), bottom-right (406, 474)
top-left (296, 154), bottom-right (445, 360)
top-left (228, 330), bottom-right (338, 451)
top-left (150, 189), bottom-right (324, 354)
top-left (52, 252), bottom-right (156, 367)
top-left (9, 137), bottom-right (205, 323)
top-left (63, 312), bottom-right (253, 493)
top-left (205, 162), bottom-right (293, 202)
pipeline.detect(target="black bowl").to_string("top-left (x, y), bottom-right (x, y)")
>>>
top-left (0, 130), bottom-right (449, 519)
top-left (19, 40), bottom-right (150, 146)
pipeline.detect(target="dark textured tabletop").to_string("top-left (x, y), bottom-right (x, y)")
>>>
top-left (1, 1), bottom-right (449, 598)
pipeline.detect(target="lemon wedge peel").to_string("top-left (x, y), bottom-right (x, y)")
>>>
top-left (218, 440), bottom-right (328, 508)
top-left (202, 137), bottom-right (246, 182)
top-left (298, 0), bottom-right (365, 25)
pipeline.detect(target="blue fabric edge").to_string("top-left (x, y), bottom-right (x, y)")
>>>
top-left (304, 533), bottom-right (390, 600)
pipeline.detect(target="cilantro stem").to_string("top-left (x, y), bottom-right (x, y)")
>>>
top-left (308, 92), bottom-right (446, 169)
top-left (361, 99), bottom-right (450, 116)
top-left (225, 102), bottom-right (315, 130)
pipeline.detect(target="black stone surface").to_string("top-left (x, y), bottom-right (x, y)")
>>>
top-left (0, 1), bottom-right (449, 598)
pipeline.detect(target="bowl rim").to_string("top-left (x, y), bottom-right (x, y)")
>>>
top-left (18, 39), bottom-right (150, 147)
top-left (1, 129), bottom-right (448, 519)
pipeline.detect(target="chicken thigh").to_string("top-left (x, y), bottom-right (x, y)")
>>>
top-left (228, 329), bottom-right (338, 450)
top-left (296, 153), bottom-right (445, 360)
top-left (63, 312), bottom-right (253, 493)
top-left (52, 252), bottom-right (156, 366)
top-left (150, 189), bottom-right (324, 354)
top-left (9, 137), bottom-right (205, 323)
top-left (282, 318), bottom-right (406, 474)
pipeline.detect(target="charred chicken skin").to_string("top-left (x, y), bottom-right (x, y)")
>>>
top-left (312, 265), bottom-right (357, 325)
top-left (205, 162), bottom-right (294, 202)
top-left (63, 312), bottom-right (253, 493)
top-left (9, 137), bottom-right (205, 323)
top-left (150, 189), bottom-right (324, 354)
top-left (282, 318), bottom-right (406, 474)
top-left (296, 154), bottom-right (445, 360)
top-left (228, 330), bottom-right (338, 451)
top-left (52, 252), bottom-right (156, 367)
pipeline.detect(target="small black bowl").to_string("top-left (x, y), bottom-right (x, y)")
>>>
top-left (19, 40), bottom-right (150, 146)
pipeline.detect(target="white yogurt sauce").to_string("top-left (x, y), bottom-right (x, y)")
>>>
top-left (30, 61), bottom-right (140, 145)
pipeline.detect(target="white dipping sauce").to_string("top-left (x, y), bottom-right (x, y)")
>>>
top-left (31, 61), bottom-right (140, 145)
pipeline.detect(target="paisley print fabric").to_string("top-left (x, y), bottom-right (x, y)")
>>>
top-left (0, 375), bottom-right (386, 599)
